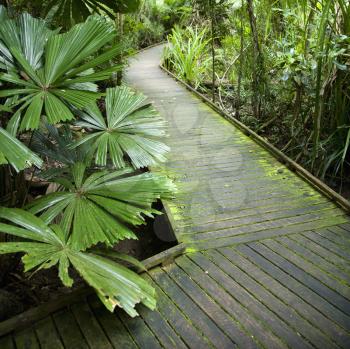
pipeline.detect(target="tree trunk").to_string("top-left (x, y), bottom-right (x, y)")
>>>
top-left (210, 0), bottom-right (215, 102)
top-left (246, 0), bottom-right (265, 119)
top-left (236, 0), bottom-right (245, 116)
top-left (115, 13), bottom-right (124, 86)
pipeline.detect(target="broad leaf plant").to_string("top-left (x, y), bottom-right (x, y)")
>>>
top-left (0, 6), bottom-right (173, 316)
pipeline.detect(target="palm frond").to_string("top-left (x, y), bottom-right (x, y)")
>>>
top-left (0, 207), bottom-right (155, 316)
top-left (0, 12), bottom-right (122, 131)
top-left (0, 127), bottom-right (43, 172)
top-left (75, 86), bottom-right (170, 169)
top-left (26, 162), bottom-right (176, 250)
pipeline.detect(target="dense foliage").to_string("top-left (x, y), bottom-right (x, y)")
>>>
top-left (163, 0), bottom-right (350, 196)
top-left (0, 4), bottom-right (175, 316)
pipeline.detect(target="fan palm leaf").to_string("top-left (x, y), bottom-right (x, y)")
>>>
top-left (0, 207), bottom-right (156, 316)
top-left (0, 9), bottom-right (123, 131)
top-left (75, 86), bottom-right (170, 169)
top-left (0, 127), bottom-right (43, 171)
top-left (26, 162), bottom-right (176, 250)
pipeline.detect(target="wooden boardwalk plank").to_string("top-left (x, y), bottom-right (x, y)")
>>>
top-left (204, 249), bottom-right (337, 349)
top-left (188, 252), bottom-right (313, 349)
top-left (276, 236), bottom-right (350, 283)
top-left (88, 296), bottom-right (138, 349)
top-left (237, 244), bottom-right (350, 330)
top-left (71, 301), bottom-right (113, 349)
top-left (220, 246), bottom-right (350, 349)
top-left (303, 231), bottom-right (350, 260)
top-left (34, 317), bottom-right (64, 349)
top-left (288, 233), bottom-right (350, 272)
top-left (118, 311), bottom-right (163, 349)
top-left (0, 335), bottom-right (15, 349)
top-left (151, 267), bottom-right (235, 348)
top-left (53, 309), bottom-right (89, 349)
top-left (13, 328), bottom-right (39, 349)
top-left (138, 304), bottom-right (188, 349)
top-left (164, 262), bottom-right (257, 349)
top-left (175, 256), bottom-right (288, 349)
top-left (249, 241), bottom-right (350, 314)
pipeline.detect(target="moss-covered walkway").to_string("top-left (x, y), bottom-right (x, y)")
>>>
top-left (1, 45), bottom-right (350, 349)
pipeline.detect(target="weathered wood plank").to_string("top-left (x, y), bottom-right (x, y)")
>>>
top-left (0, 335), bottom-right (15, 349)
top-left (237, 244), bottom-right (350, 330)
top-left (118, 311), bottom-right (163, 349)
top-left (164, 261), bottom-right (259, 349)
top-left (185, 211), bottom-right (346, 242)
top-left (151, 267), bottom-right (235, 348)
top-left (276, 236), bottom-right (350, 282)
top-left (143, 273), bottom-right (213, 348)
top-left (220, 246), bottom-right (350, 349)
top-left (204, 249), bottom-right (337, 349)
top-left (71, 301), bottom-right (113, 349)
top-left (175, 255), bottom-right (287, 349)
top-left (13, 328), bottom-right (39, 349)
top-left (188, 252), bottom-right (312, 349)
top-left (53, 310), bottom-right (89, 349)
top-left (87, 296), bottom-right (138, 349)
top-left (251, 241), bottom-right (350, 314)
top-left (34, 317), bottom-right (64, 349)
top-left (186, 216), bottom-right (348, 250)
top-left (137, 304), bottom-right (188, 349)
top-left (288, 233), bottom-right (350, 272)
top-left (303, 231), bottom-right (350, 260)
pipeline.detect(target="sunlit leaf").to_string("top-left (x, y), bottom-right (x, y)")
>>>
top-left (75, 86), bottom-right (170, 169)
top-left (26, 162), bottom-right (176, 249)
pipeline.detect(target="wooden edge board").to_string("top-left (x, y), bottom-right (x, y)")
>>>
top-left (0, 243), bottom-right (186, 337)
top-left (159, 64), bottom-right (350, 214)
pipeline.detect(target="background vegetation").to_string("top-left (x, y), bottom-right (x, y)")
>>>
top-left (163, 0), bottom-right (350, 197)
top-left (0, 0), bottom-right (179, 319)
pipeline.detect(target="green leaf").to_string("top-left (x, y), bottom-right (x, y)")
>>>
top-left (27, 162), bottom-right (175, 249)
top-left (76, 86), bottom-right (170, 168)
top-left (69, 251), bottom-right (155, 316)
top-left (0, 207), bottom-right (61, 245)
top-left (0, 127), bottom-right (43, 172)
top-left (92, 248), bottom-right (147, 271)
top-left (53, 89), bottom-right (102, 109)
top-left (44, 92), bottom-right (74, 124)
top-left (20, 93), bottom-right (44, 131)
top-left (0, 10), bottom-right (55, 70)
top-left (0, 207), bottom-right (156, 316)
top-left (44, 16), bottom-right (115, 85)
top-left (0, 12), bottom-right (119, 130)
top-left (59, 254), bottom-right (74, 287)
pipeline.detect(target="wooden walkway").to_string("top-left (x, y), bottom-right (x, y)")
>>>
top-left (1, 45), bottom-right (350, 348)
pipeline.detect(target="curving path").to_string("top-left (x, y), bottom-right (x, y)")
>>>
top-left (1, 45), bottom-right (350, 349)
